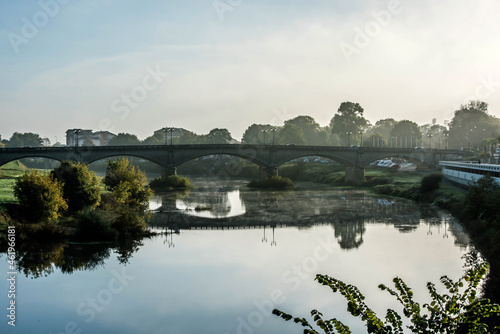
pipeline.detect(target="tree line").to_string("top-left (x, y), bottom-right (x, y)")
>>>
top-left (2, 100), bottom-right (500, 152)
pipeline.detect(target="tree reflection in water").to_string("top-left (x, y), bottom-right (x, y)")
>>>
top-left (6, 240), bottom-right (142, 279)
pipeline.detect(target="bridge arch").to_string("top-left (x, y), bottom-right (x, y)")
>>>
top-left (0, 155), bottom-right (63, 169)
top-left (273, 154), bottom-right (354, 168)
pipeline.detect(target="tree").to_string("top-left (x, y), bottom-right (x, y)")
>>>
top-left (273, 254), bottom-right (500, 333)
top-left (108, 133), bottom-right (141, 146)
top-left (103, 158), bottom-right (152, 212)
top-left (390, 120), bottom-right (421, 148)
top-left (363, 133), bottom-right (387, 147)
top-left (241, 124), bottom-right (275, 144)
top-left (330, 102), bottom-right (370, 145)
top-left (7, 132), bottom-right (44, 147)
top-left (206, 128), bottom-right (233, 144)
top-left (13, 170), bottom-right (68, 223)
top-left (367, 118), bottom-right (397, 143)
top-left (285, 116), bottom-right (328, 146)
top-left (52, 161), bottom-right (101, 214)
top-left (0, 141), bottom-right (5, 148)
top-left (448, 101), bottom-right (500, 150)
top-left (142, 133), bottom-right (165, 145)
top-left (277, 123), bottom-right (305, 145)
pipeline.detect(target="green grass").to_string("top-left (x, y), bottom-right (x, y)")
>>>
top-left (0, 161), bottom-right (26, 210)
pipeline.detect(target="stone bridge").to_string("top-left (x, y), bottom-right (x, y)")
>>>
top-left (0, 144), bottom-right (464, 184)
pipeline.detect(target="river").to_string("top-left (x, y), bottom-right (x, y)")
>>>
top-left (1, 178), bottom-right (472, 333)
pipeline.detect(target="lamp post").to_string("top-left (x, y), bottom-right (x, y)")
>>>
top-left (271, 127), bottom-right (276, 146)
top-left (427, 134), bottom-right (432, 149)
top-left (73, 129), bottom-right (82, 147)
top-left (359, 131), bottom-right (364, 147)
top-left (443, 132), bottom-right (449, 149)
top-left (262, 129), bottom-right (268, 145)
top-left (346, 131), bottom-right (353, 146)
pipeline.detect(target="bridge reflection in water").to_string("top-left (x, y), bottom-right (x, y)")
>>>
top-left (148, 187), bottom-right (470, 251)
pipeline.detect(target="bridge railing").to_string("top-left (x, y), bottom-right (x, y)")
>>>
top-left (0, 144), bottom-right (463, 153)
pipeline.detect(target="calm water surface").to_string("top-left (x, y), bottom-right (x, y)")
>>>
top-left (1, 179), bottom-right (471, 334)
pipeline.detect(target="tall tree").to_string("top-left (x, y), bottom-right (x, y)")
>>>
top-left (206, 128), bottom-right (233, 144)
top-left (390, 120), bottom-right (422, 148)
top-left (277, 123), bottom-right (305, 145)
top-left (241, 124), bottom-right (275, 144)
top-left (284, 116), bottom-right (327, 145)
top-left (330, 102), bottom-right (369, 145)
top-left (448, 101), bottom-right (500, 150)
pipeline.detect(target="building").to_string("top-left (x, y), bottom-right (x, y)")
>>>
top-left (65, 129), bottom-right (116, 146)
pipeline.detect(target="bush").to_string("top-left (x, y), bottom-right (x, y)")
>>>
top-left (103, 158), bottom-right (152, 212)
top-left (420, 172), bottom-right (442, 193)
top-left (248, 176), bottom-right (294, 189)
top-left (52, 161), bottom-right (101, 214)
top-left (273, 254), bottom-right (500, 333)
top-left (13, 170), bottom-right (68, 223)
top-left (463, 174), bottom-right (500, 223)
top-left (149, 175), bottom-right (192, 190)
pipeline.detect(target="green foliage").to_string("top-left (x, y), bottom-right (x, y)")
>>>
top-left (103, 158), bottom-right (152, 212)
top-left (463, 174), bottom-right (500, 223)
top-left (52, 161), bottom-right (101, 214)
top-left (248, 176), bottom-right (294, 189)
top-left (6, 132), bottom-right (45, 147)
top-left (206, 128), bottom-right (233, 144)
top-left (149, 175), bottom-right (192, 190)
top-left (420, 172), bottom-right (443, 193)
top-left (108, 133), bottom-right (141, 146)
top-left (273, 256), bottom-right (500, 333)
top-left (13, 170), bottom-right (68, 223)
top-left (330, 102), bottom-right (369, 146)
top-left (278, 123), bottom-right (306, 145)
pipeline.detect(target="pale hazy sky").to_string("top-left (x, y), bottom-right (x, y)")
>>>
top-left (1, 0), bottom-right (500, 143)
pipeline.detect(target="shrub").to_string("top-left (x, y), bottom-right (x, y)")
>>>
top-left (52, 161), bottom-right (101, 214)
top-left (103, 158), bottom-right (152, 212)
top-left (420, 172), bottom-right (442, 193)
top-left (248, 176), bottom-right (294, 189)
top-left (149, 175), bottom-right (192, 190)
top-left (273, 254), bottom-right (500, 333)
top-left (13, 170), bottom-right (68, 223)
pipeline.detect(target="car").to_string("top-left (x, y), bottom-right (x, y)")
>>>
top-left (349, 145), bottom-right (359, 149)
top-left (286, 143), bottom-right (296, 146)
top-left (414, 147), bottom-right (424, 150)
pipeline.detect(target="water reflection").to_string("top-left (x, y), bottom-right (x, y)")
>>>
top-left (1, 240), bottom-right (143, 279)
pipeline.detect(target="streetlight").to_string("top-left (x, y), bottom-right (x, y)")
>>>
top-left (271, 127), bottom-right (276, 146)
top-left (262, 128), bottom-right (268, 145)
top-left (427, 134), bottom-right (432, 149)
top-left (346, 131), bottom-right (353, 146)
top-left (163, 127), bottom-right (175, 145)
top-left (443, 132), bottom-right (449, 149)
top-left (359, 131), bottom-right (364, 147)
top-left (73, 129), bottom-right (82, 147)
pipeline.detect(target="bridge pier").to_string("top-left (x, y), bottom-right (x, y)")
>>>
top-left (259, 166), bottom-right (278, 181)
top-left (162, 165), bottom-right (177, 179)
top-left (345, 166), bottom-right (365, 185)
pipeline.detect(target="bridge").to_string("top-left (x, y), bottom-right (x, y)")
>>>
top-left (0, 144), bottom-right (464, 184)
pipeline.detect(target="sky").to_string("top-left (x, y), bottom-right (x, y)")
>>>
top-left (1, 0), bottom-right (500, 144)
